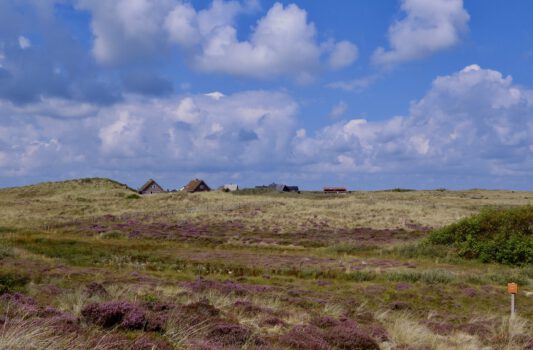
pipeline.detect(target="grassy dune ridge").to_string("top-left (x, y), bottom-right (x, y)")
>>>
top-left (0, 178), bottom-right (532, 349)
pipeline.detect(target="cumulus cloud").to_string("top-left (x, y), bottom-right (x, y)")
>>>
top-left (0, 90), bottom-right (298, 183)
top-left (372, 0), bottom-right (469, 66)
top-left (81, 0), bottom-right (357, 80)
top-left (1, 66), bottom-right (532, 189)
top-left (0, 1), bottom-right (123, 105)
top-left (77, 0), bottom-right (176, 65)
top-left (293, 65), bottom-right (533, 181)
top-left (327, 41), bottom-right (358, 70)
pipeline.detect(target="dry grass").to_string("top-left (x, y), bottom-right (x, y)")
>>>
top-left (0, 178), bottom-right (532, 349)
top-left (1, 178), bottom-right (532, 232)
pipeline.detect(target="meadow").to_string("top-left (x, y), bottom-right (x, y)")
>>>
top-left (0, 178), bottom-right (531, 349)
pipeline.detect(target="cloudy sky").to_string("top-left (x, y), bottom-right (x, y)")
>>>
top-left (1, 0), bottom-right (533, 190)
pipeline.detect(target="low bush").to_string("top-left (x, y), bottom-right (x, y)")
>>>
top-left (385, 270), bottom-right (453, 284)
top-left (345, 271), bottom-right (377, 282)
top-left (81, 301), bottom-right (146, 330)
top-left (0, 272), bottom-right (30, 293)
top-left (427, 206), bottom-right (533, 265)
top-left (0, 246), bottom-right (14, 260)
top-left (392, 242), bottom-right (451, 259)
top-left (99, 230), bottom-right (126, 239)
top-left (328, 243), bottom-right (379, 255)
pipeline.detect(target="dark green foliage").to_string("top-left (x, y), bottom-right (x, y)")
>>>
top-left (385, 270), bottom-right (453, 284)
top-left (126, 194), bottom-right (141, 200)
top-left (0, 246), bottom-right (14, 259)
top-left (428, 206), bottom-right (533, 265)
top-left (0, 271), bottom-right (30, 293)
top-left (393, 242), bottom-right (450, 259)
top-left (0, 226), bottom-right (16, 234)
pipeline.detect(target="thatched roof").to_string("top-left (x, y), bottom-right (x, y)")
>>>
top-left (138, 179), bottom-right (165, 193)
top-left (184, 179), bottom-right (211, 192)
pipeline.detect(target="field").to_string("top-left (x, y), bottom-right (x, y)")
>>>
top-left (0, 178), bottom-right (531, 349)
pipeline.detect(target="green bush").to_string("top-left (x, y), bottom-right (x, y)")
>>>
top-left (100, 230), bottom-right (126, 239)
top-left (126, 193), bottom-right (141, 200)
top-left (427, 206), bottom-right (533, 265)
top-left (0, 271), bottom-right (30, 293)
top-left (385, 270), bottom-right (453, 284)
top-left (345, 271), bottom-right (376, 282)
top-left (0, 246), bottom-right (14, 259)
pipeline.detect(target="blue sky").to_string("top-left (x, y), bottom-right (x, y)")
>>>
top-left (1, 0), bottom-right (533, 190)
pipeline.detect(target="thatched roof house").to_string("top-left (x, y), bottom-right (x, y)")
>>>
top-left (275, 184), bottom-right (299, 193)
top-left (138, 179), bottom-right (165, 195)
top-left (184, 179), bottom-right (211, 193)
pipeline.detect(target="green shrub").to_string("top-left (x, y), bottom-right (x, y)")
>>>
top-left (0, 246), bottom-right (14, 259)
top-left (0, 271), bottom-right (30, 293)
top-left (126, 193), bottom-right (141, 200)
top-left (344, 271), bottom-right (376, 282)
top-left (328, 243), bottom-right (379, 254)
top-left (427, 206), bottom-right (533, 265)
top-left (385, 270), bottom-right (454, 284)
top-left (100, 230), bottom-right (126, 239)
top-left (393, 242), bottom-right (450, 259)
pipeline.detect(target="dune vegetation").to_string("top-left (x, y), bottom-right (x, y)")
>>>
top-left (0, 178), bottom-right (531, 349)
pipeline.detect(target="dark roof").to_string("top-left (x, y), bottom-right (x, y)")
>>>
top-left (138, 179), bottom-right (165, 193)
top-left (324, 187), bottom-right (347, 192)
top-left (184, 179), bottom-right (211, 192)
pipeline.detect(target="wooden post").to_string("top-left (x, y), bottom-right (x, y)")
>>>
top-left (507, 283), bottom-right (518, 318)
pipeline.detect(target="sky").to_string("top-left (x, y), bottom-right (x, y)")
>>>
top-left (1, 0), bottom-right (533, 190)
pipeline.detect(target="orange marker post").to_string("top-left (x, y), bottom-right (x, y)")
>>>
top-left (507, 283), bottom-right (518, 317)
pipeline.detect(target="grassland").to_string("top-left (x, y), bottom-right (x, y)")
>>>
top-left (0, 178), bottom-right (531, 349)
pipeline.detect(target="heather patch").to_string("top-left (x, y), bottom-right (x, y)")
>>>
top-left (177, 300), bottom-right (221, 327)
top-left (282, 317), bottom-right (380, 350)
top-left (205, 321), bottom-right (259, 347)
top-left (181, 277), bottom-right (272, 296)
top-left (81, 301), bottom-right (147, 330)
top-left (0, 184), bottom-right (532, 348)
top-left (83, 282), bottom-right (110, 299)
top-left (280, 324), bottom-right (330, 350)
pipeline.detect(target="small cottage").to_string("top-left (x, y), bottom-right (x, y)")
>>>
top-left (184, 179), bottom-right (211, 193)
top-left (323, 187), bottom-right (347, 194)
top-left (223, 184), bottom-right (239, 192)
top-left (138, 179), bottom-right (165, 195)
top-left (275, 184), bottom-right (299, 193)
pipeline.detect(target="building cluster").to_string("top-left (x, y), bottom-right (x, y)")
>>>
top-left (138, 178), bottom-right (347, 195)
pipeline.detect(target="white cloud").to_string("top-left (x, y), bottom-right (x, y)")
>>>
top-left (98, 111), bottom-right (144, 156)
top-left (372, 0), bottom-right (469, 66)
top-left (18, 36), bottom-right (31, 49)
top-left (294, 65), bottom-right (533, 178)
top-left (1, 66), bottom-right (533, 188)
top-left (327, 41), bottom-right (358, 70)
top-left (77, 0), bottom-right (175, 64)
top-left (0, 90), bottom-right (298, 180)
top-left (80, 0), bottom-right (357, 80)
top-left (204, 91), bottom-right (225, 100)
top-left (328, 101), bottom-right (348, 119)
